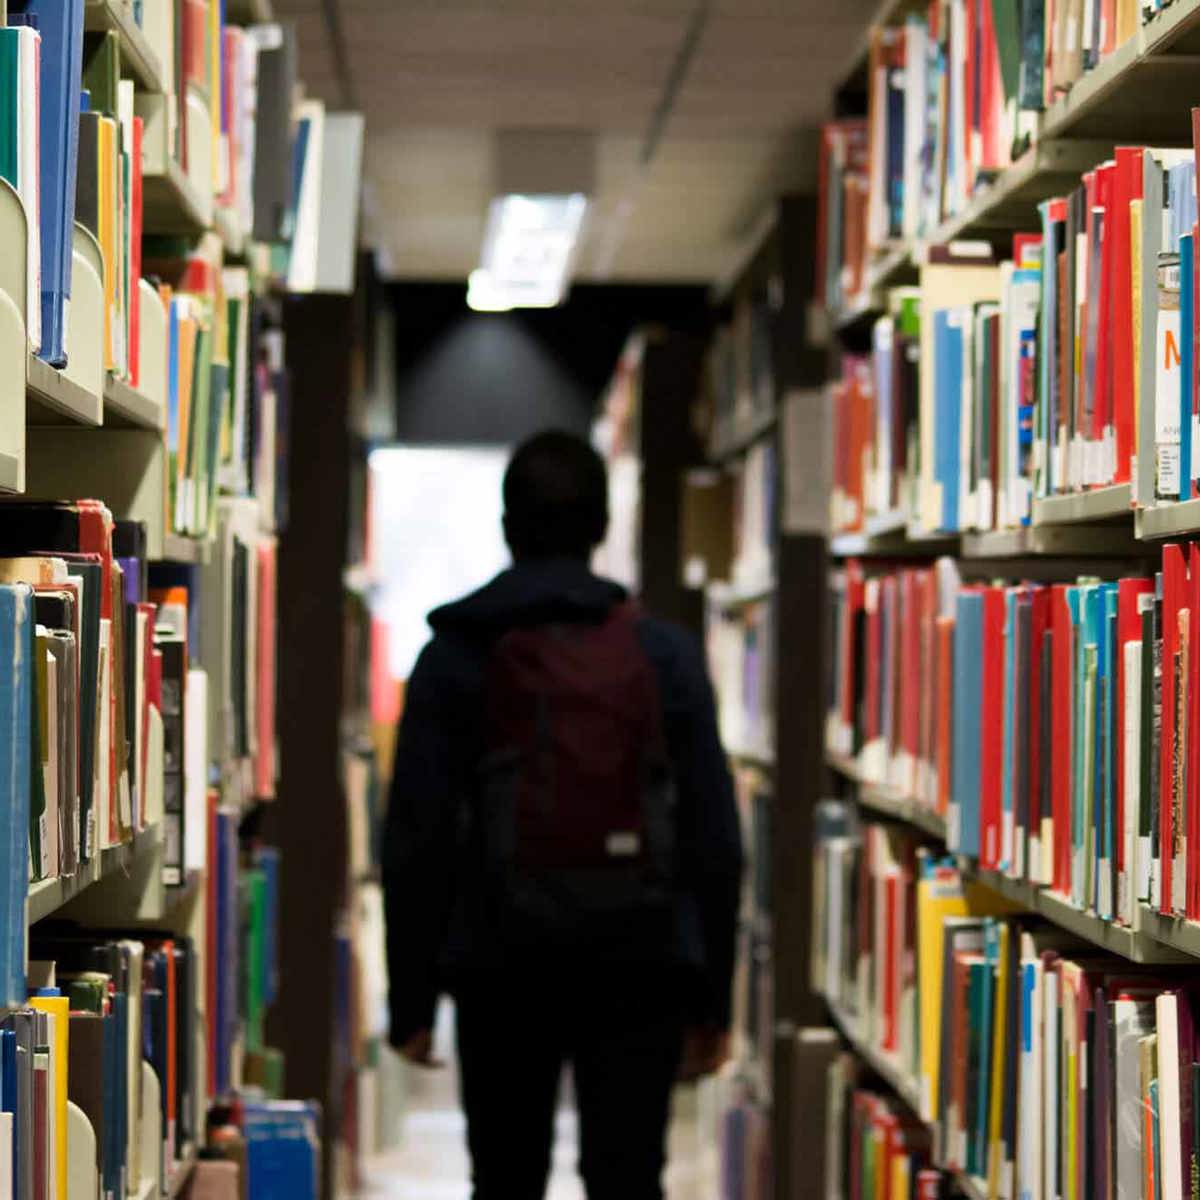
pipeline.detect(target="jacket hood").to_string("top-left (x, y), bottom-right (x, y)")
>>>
top-left (428, 559), bottom-right (628, 635)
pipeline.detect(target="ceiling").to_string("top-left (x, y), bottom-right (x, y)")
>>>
top-left (272, 0), bottom-right (881, 284)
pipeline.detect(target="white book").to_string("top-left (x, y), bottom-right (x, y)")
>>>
top-left (0, 1112), bottom-right (12, 1200)
top-left (1016, 948), bottom-right (1041, 1200)
top-left (1157, 991), bottom-right (1184, 1200)
top-left (41, 644), bottom-right (57, 880)
top-left (96, 622), bottom-right (111, 849)
top-left (1043, 969), bottom-right (1059, 1200)
top-left (901, 16), bottom-right (926, 240)
top-left (1122, 641), bottom-right (1142, 924)
top-left (183, 668), bottom-right (209, 875)
top-left (1114, 997), bottom-right (1156, 1200)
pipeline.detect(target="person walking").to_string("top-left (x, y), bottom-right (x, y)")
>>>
top-left (383, 429), bottom-right (743, 1200)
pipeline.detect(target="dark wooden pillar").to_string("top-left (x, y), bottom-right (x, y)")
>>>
top-left (266, 292), bottom-right (354, 1200)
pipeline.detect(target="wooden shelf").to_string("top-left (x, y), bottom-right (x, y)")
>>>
top-left (28, 820), bottom-right (163, 925)
top-left (83, 0), bottom-right (164, 95)
top-left (104, 375), bottom-right (165, 430)
top-left (159, 534), bottom-right (212, 565)
top-left (26, 355), bottom-right (102, 427)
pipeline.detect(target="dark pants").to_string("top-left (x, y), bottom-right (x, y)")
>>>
top-left (454, 969), bottom-right (686, 1200)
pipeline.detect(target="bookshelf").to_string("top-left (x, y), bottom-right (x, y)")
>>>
top-left (0, 0), bottom-right (364, 1197)
top-left (802, 4), bottom-right (1200, 1197)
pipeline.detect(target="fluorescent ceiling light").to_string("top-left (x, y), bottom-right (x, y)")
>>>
top-left (468, 193), bottom-right (588, 312)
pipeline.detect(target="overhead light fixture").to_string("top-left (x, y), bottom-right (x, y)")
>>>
top-left (467, 192), bottom-right (589, 312)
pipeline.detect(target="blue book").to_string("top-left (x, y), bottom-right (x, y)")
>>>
top-left (953, 590), bottom-right (984, 856)
top-left (0, 1027), bottom-right (14, 1188)
top-left (0, 586), bottom-right (30, 1010)
top-left (254, 845), bottom-right (281, 1006)
top-left (1182, 231), bottom-right (1194, 502)
top-left (934, 308), bottom-right (965, 532)
top-left (8, 1), bottom-right (83, 367)
top-left (244, 1101), bottom-right (320, 1200)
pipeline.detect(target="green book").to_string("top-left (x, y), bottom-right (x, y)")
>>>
top-left (0, 30), bottom-right (20, 189)
top-left (81, 32), bottom-right (120, 118)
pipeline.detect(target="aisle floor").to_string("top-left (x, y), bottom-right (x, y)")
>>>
top-left (356, 1004), bottom-right (718, 1200)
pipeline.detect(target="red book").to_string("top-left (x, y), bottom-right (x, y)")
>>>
top-left (1095, 163), bottom-right (1117, 459)
top-left (1013, 232), bottom-right (1042, 268)
top-left (1160, 544), bottom-right (1189, 914)
top-left (979, 0), bottom-right (1002, 169)
top-left (901, 570), bottom-right (922, 774)
top-left (1028, 587), bottom-right (1051, 869)
top-left (980, 586), bottom-right (1006, 869)
top-left (1189, 545), bottom-right (1200, 919)
top-left (1051, 584), bottom-right (1075, 893)
top-left (1111, 148), bottom-right (1141, 483)
top-left (916, 1170), bottom-right (944, 1199)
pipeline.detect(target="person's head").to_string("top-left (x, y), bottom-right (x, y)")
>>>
top-left (502, 431), bottom-right (608, 563)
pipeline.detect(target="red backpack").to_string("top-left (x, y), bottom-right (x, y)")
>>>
top-left (479, 603), bottom-right (677, 948)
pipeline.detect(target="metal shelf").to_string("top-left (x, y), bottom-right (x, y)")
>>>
top-left (961, 522), bottom-right (1148, 558)
top-left (26, 355), bottom-right (102, 427)
top-left (1135, 904), bottom-right (1200, 959)
top-left (104, 375), bottom-right (164, 431)
top-left (924, 139), bottom-right (1114, 248)
top-left (1031, 484), bottom-right (1132, 526)
top-left (707, 577), bottom-right (776, 609)
top-left (830, 510), bottom-right (957, 558)
top-left (83, 0), bottom-right (164, 95)
top-left (28, 820), bottom-right (163, 925)
top-left (159, 534), bottom-right (212, 565)
top-left (143, 159), bottom-right (211, 237)
top-left (1138, 497), bottom-right (1200, 540)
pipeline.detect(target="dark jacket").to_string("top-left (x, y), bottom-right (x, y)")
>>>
top-left (382, 558), bottom-right (743, 1046)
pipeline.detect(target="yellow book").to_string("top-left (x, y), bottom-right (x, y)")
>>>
top-left (987, 922), bottom-right (1009, 1200)
top-left (28, 995), bottom-right (68, 1200)
top-left (98, 117), bottom-right (116, 370)
top-left (916, 864), bottom-right (1017, 1124)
